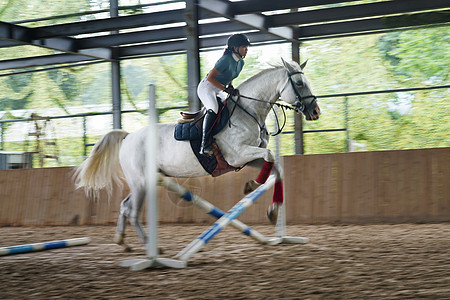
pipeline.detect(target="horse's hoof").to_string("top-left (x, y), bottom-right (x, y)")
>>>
top-left (114, 233), bottom-right (133, 251)
top-left (267, 203), bottom-right (280, 225)
top-left (244, 180), bottom-right (261, 194)
top-left (114, 232), bottom-right (124, 245)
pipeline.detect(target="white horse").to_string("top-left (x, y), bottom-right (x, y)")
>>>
top-left (74, 58), bottom-right (320, 249)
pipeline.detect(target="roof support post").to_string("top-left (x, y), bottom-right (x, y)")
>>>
top-left (292, 27), bottom-right (304, 155)
top-left (110, 0), bottom-right (122, 129)
top-left (185, 0), bottom-right (201, 111)
top-left (111, 54), bottom-right (122, 129)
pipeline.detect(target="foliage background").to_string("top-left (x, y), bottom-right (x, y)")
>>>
top-left (0, 0), bottom-right (448, 167)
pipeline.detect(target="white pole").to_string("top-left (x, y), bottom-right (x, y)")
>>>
top-left (146, 84), bottom-right (159, 259)
top-left (273, 106), bottom-right (286, 238)
top-left (273, 106), bottom-right (308, 244)
top-left (120, 84), bottom-right (185, 270)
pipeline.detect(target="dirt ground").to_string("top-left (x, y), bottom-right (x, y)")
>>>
top-left (1, 223), bottom-right (449, 299)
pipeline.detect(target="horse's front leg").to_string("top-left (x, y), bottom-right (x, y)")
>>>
top-left (237, 148), bottom-right (284, 224)
top-left (244, 159), bottom-right (280, 192)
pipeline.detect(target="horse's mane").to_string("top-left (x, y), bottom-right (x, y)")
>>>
top-left (238, 60), bottom-right (301, 87)
top-left (238, 66), bottom-right (281, 88)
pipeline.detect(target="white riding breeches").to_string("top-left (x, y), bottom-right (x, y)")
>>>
top-left (197, 77), bottom-right (222, 114)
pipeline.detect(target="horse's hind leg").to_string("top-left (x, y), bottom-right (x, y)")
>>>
top-left (128, 187), bottom-right (147, 245)
top-left (125, 186), bottom-right (164, 254)
top-left (114, 194), bottom-right (132, 252)
top-left (114, 190), bottom-right (147, 251)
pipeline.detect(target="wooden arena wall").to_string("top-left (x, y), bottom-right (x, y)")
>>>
top-left (0, 147), bottom-right (448, 226)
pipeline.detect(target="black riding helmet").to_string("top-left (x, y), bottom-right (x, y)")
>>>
top-left (227, 33), bottom-right (251, 50)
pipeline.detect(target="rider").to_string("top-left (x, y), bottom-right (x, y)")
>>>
top-left (197, 33), bottom-right (250, 156)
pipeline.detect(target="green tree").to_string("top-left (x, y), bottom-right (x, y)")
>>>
top-left (378, 27), bottom-right (449, 84)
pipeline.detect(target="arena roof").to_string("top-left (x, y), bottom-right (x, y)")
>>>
top-left (0, 0), bottom-right (449, 71)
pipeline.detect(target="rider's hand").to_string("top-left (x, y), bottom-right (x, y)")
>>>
top-left (224, 85), bottom-right (238, 96)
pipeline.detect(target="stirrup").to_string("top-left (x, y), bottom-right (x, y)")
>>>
top-left (200, 143), bottom-right (213, 156)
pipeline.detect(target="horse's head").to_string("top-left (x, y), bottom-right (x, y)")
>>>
top-left (280, 58), bottom-right (320, 121)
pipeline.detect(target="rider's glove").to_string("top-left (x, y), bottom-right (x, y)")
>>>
top-left (224, 85), bottom-right (239, 96)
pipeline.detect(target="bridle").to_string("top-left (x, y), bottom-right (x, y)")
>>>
top-left (225, 69), bottom-right (318, 135)
top-left (228, 93), bottom-right (289, 136)
top-left (280, 70), bottom-right (318, 114)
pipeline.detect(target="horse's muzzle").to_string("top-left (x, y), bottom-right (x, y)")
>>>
top-left (304, 103), bottom-right (321, 121)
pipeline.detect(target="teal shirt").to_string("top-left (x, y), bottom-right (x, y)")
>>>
top-left (213, 53), bottom-right (245, 86)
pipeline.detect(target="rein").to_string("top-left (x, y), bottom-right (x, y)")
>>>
top-left (227, 93), bottom-right (295, 136)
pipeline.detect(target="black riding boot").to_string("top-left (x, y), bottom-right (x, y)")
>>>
top-left (199, 109), bottom-right (217, 156)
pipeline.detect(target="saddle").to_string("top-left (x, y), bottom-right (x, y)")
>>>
top-left (173, 98), bottom-right (237, 177)
top-left (174, 98), bottom-right (229, 142)
top-left (178, 107), bottom-right (206, 124)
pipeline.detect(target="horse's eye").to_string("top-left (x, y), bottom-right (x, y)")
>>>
top-left (296, 81), bottom-right (303, 87)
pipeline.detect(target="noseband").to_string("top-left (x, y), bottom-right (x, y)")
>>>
top-left (284, 71), bottom-right (317, 114)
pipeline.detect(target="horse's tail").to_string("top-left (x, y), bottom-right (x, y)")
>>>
top-left (74, 129), bottom-right (129, 199)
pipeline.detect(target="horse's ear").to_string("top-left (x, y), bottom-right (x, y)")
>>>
top-left (281, 57), bottom-right (295, 73)
top-left (300, 59), bottom-right (308, 70)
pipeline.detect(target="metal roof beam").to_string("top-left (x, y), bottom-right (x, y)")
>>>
top-left (198, 0), bottom-right (295, 42)
top-left (0, 53), bottom-right (100, 70)
top-left (232, 0), bottom-right (362, 14)
top-left (0, 31), bottom-right (279, 70)
top-left (18, 0), bottom-right (449, 41)
top-left (0, 21), bottom-right (32, 42)
top-left (0, 10), bottom-right (450, 70)
top-left (77, 21), bottom-right (250, 49)
top-left (32, 9), bottom-right (217, 39)
top-left (0, 21), bottom-right (112, 60)
top-left (0, 40), bottom-right (21, 48)
top-left (268, 0), bottom-right (450, 27)
top-left (34, 10), bottom-right (184, 38)
top-left (60, 8), bottom-right (450, 50)
top-left (297, 10), bottom-right (450, 40)
top-left (78, 27), bottom-right (185, 49)
top-left (118, 31), bottom-right (283, 57)
top-left (1, 9), bottom-right (448, 71)
top-left (2, 20), bottom-right (249, 50)
top-left (76, 7), bottom-right (449, 50)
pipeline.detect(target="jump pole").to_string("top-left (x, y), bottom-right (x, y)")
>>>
top-left (158, 175), bottom-right (281, 245)
top-left (120, 84), bottom-right (186, 271)
top-left (272, 111), bottom-right (308, 244)
top-left (175, 175), bottom-right (277, 263)
top-left (0, 237), bottom-right (91, 256)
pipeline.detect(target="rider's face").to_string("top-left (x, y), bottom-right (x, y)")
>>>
top-left (235, 45), bottom-right (248, 58)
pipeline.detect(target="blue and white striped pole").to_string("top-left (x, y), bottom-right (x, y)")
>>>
top-left (175, 175), bottom-right (276, 262)
top-left (0, 237), bottom-right (91, 256)
top-left (159, 175), bottom-right (272, 245)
